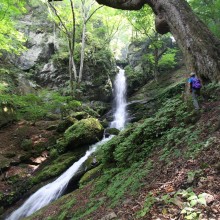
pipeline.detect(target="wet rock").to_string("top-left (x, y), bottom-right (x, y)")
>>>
top-left (105, 128), bottom-right (120, 137)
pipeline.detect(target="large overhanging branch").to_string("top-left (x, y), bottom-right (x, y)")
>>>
top-left (96, 0), bottom-right (147, 10)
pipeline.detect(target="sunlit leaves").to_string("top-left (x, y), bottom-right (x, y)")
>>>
top-left (123, 5), bottom-right (154, 40)
top-left (188, 0), bottom-right (220, 38)
top-left (0, 0), bottom-right (26, 54)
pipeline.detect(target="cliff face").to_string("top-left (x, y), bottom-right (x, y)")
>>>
top-left (12, 4), bottom-right (116, 102)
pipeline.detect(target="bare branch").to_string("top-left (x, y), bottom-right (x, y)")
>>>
top-left (48, 1), bottom-right (70, 37)
top-left (69, 0), bottom-right (76, 52)
top-left (85, 6), bottom-right (103, 24)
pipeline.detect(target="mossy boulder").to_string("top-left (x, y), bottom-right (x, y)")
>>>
top-left (105, 128), bottom-right (120, 136)
top-left (64, 118), bottom-right (104, 150)
top-left (31, 152), bottom-right (78, 185)
top-left (70, 111), bottom-right (89, 120)
top-left (79, 165), bottom-right (102, 186)
top-left (56, 117), bottom-right (78, 133)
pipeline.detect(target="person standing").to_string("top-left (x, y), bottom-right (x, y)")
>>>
top-left (188, 72), bottom-right (202, 110)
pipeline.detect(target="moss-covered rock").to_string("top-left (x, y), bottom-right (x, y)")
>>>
top-left (79, 165), bottom-right (102, 186)
top-left (105, 128), bottom-right (120, 136)
top-left (20, 139), bottom-right (33, 151)
top-left (31, 152), bottom-right (78, 185)
top-left (70, 111), bottom-right (89, 120)
top-left (64, 118), bottom-right (104, 150)
top-left (0, 155), bottom-right (11, 170)
top-left (56, 117), bottom-right (78, 133)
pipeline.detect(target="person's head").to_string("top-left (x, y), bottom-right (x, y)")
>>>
top-left (190, 72), bottom-right (196, 77)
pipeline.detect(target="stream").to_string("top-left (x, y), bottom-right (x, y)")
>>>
top-left (6, 67), bottom-right (127, 220)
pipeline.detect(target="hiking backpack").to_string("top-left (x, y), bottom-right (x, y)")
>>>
top-left (192, 77), bottom-right (202, 89)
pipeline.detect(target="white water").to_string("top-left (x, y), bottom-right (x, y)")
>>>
top-left (6, 138), bottom-right (111, 220)
top-left (6, 68), bottom-right (127, 220)
top-left (110, 67), bottom-right (127, 129)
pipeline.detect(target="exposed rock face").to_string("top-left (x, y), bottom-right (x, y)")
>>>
top-left (12, 4), bottom-right (116, 103)
top-left (127, 40), bottom-right (150, 69)
top-left (14, 5), bottom-right (56, 71)
top-left (16, 33), bottom-right (56, 71)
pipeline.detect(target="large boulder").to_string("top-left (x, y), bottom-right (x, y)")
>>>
top-left (64, 118), bottom-right (104, 149)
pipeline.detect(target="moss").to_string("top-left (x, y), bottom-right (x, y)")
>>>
top-left (202, 82), bottom-right (220, 101)
top-left (105, 128), bottom-right (120, 136)
top-left (64, 118), bottom-right (104, 150)
top-left (79, 165), bottom-right (102, 186)
top-left (70, 111), bottom-right (89, 120)
top-left (20, 139), bottom-right (33, 151)
top-left (56, 117), bottom-right (77, 133)
top-left (0, 155), bottom-right (11, 170)
top-left (31, 152), bottom-right (78, 185)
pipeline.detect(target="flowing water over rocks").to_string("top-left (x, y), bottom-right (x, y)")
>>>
top-left (6, 68), bottom-right (128, 220)
top-left (110, 67), bottom-right (127, 130)
top-left (6, 138), bottom-right (111, 220)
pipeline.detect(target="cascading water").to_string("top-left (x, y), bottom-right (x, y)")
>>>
top-left (110, 67), bottom-right (127, 130)
top-left (6, 68), bottom-right (128, 220)
top-left (6, 138), bottom-right (111, 220)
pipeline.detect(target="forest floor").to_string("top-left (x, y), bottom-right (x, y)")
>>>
top-left (0, 120), bottom-right (57, 195)
top-left (23, 100), bottom-right (220, 220)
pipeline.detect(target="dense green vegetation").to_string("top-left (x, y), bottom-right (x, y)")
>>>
top-left (0, 0), bottom-right (220, 219)
top-left (23, 81), bottom-right (220, 220)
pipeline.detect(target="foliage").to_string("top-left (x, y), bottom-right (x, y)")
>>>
top-left (0, 0), bottom-right (26, 55)
top-left (0, 90), bottom-right (81, 122)
top-left (136, 192), bottom-right (156, 218)
top-left (101, 96), bottom-right (193, 167)
top-left (123, 5), bottom-right (154, 40)
top-left (31, 152), bottom-right (77, 185)
top-left (124, 65), bottom-right (149, 91)
top-left (178, 189), bottom-right (207, 219)
top-left (20, 139), bottom-right (33, 151)
top-left (93, 161), bottom-right (153, 208)
top-left (137, 188), bottom-right (208, 219)
top-left (202, 82), bottom-right (220, 101)
top-left (158, 48), bottom-right (178, 70)
top-left (189, 0), bottom-right (220, 38)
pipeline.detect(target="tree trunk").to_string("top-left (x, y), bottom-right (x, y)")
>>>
top-left (154, 0), bottom-right (220, 83)
top-left (96, 0), bottom-right (220, 83)
top-left (69, 54), bottom-right (74, 97)
top-left (78, 21), bottom-right (86, 83)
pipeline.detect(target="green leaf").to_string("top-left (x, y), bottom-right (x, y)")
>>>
top-left (190, 199), bottom-right (198, 207)
top-left (181, 209), bottom-right (187, 214)
top-left (197, 197), bottom-right (206, 206)
top-left (187, 195), bottom-right (197, 201)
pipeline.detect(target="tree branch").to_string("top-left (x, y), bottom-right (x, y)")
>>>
top-left (48, 1), bottom-right (70, 37)
top-left (95, 0), bottom-right (146, 10)
top-left (85, 6), bottom-right (103, 24)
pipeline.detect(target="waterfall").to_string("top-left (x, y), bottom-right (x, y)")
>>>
top-left (110, 67), bottom-right (127, 129)
top-left (6, 68), bottom-right (128, 220)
